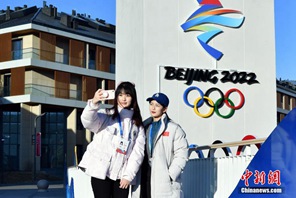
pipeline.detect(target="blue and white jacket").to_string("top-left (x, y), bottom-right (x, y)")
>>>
top-left (78, 100), bottom-right (145, 184)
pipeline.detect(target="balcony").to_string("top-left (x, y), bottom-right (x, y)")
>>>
top-left (9, 48), bottom-right (115, 73)
top-left (12, 47), bottom-right (79, 66)
top-left (0, 84), bottom-right (82, 100)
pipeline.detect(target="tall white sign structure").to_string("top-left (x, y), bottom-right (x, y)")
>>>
top-left (116, 0), bottom-right (276, 150)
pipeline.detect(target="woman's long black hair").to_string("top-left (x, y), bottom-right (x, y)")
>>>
top-left (109, 81), bottom-right (143, 127)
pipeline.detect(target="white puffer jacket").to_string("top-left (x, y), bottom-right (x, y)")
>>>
top-left (78, 100), bottom-right (145, 183)
top-left (132, 113), bottom-right (189, 198)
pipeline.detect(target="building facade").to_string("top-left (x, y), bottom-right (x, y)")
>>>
top-left (277, 79), bottom-right (296, 124)
top-left (0, 3), bottom-right (115, 181)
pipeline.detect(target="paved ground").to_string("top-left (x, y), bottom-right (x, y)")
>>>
top-left (0, 183), bottom-right (65, 198)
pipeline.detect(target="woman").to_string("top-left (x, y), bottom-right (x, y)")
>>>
top-left (79, 82), bottom-right (145, 198)
top-left (133, 92), bottom-right (189, 198)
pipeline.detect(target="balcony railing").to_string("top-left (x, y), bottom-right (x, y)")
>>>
top-left (12, 47), bottom-right (80, 66)
top-left (0, 84), bottom-right (82, 100)
top-left (10, 47), bottom-right (115, 73)
top-left (26, 83), bottom-right (82, 100)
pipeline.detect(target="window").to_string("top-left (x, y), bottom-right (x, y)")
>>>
top-left (1, 111), bottom-right (20, 171)
top-left (12, 39), bottom-right (23, 60)
top-left (110, 49), bottom-right (115, 73)
top-left (3, 74), bottom-right (11, 96)
top-left (88, 44), bottom-right (96, 70)
top-left (56, 37), bottom-right (69, 64)
top-left (41, 112), bottom-right (66, 173)
top-left (280, 93), bottom-right (283, 108)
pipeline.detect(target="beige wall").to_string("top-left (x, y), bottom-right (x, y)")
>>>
top-left (20, 104), bottom-right (42, 171)
top-left (67, 108), bottom-right (77, 166)
top-left (21, 34), bottom-right (40, 59)
top-left (25, 70), bottom-right (54, 97)
top-left (70, 74), bottom-right (82, 100)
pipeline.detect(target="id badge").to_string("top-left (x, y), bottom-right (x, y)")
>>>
top-left (116, 137), bottom-right (130, 155)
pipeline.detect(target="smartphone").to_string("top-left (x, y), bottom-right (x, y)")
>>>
top-left (102, 90), bottom-right (115, 100)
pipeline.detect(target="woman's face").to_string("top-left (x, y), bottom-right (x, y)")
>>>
top-left (149, 100), bottom-right (167, 121)
top-left (117, 91), bottom-right (132, 109)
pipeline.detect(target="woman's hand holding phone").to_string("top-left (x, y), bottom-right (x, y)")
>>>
top-left (102, 90), bottom-right (115, 100)
top-left (92, 89), bottom-right (115, 104)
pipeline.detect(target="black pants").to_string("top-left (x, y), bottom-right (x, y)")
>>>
top-left (140, 153), bottom-right (151, 198)
top-left (91, 177), bottom-right (129, 198)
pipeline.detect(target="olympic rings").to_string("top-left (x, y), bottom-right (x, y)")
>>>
top-left (214, 98), bottom-right (235, 119)
top-left (184, 86), bottom-right (245, 118)
top-left (194, 96), bottom-right (215, 118)
top-left (205, 87), bottom-right (224, 108)
top-left (224, 88), bottom-right (244, 110)
top-left (183, 86), bottom-right (204, 108)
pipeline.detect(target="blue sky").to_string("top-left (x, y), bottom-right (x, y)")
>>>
top-left (0, 0), bottom-right (116, 25)
top-left (0, 0), bottom-right (294, 80)
top-left (274, 0), bottom-right (295, 80)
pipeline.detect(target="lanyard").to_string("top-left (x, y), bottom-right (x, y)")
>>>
top-left (117, 116), bottom-right (124, 137)
top-left (117, 116), bottom-right (133, 139)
